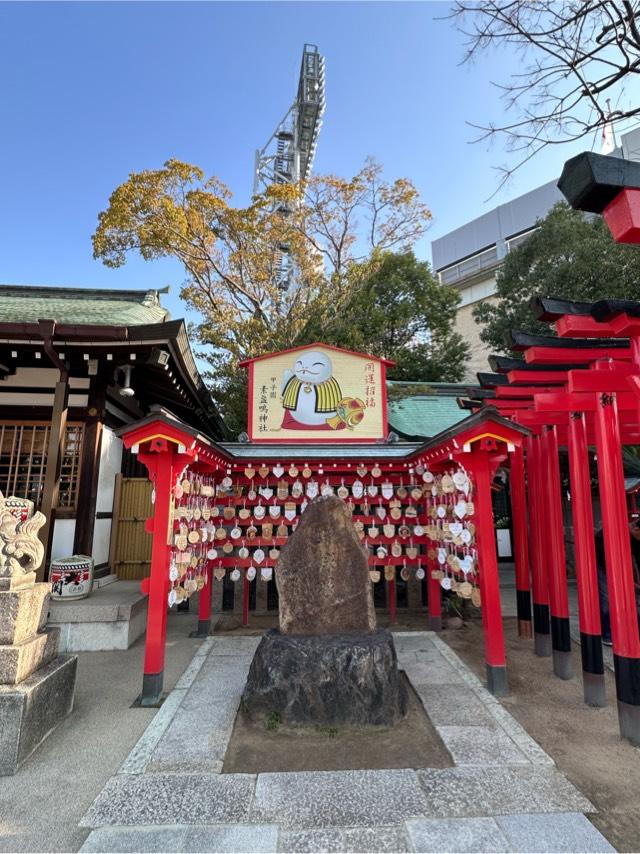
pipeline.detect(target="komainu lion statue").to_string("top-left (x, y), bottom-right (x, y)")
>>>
top-left (0, 492), bottom-right (46, 579)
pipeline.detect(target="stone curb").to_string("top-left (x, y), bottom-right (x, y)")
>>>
top-left (118, 637), bottom-right (214, 775)
top-left (427, 633), bottom-right (555, 767)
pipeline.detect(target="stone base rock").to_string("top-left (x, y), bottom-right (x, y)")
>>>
top-left (0, 654), bottom-right (77, 775)
top-left (242, 629), bottom-right (408, 727)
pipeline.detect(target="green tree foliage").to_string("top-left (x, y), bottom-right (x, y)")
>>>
top-left (304, 251), bottom-right (469, 383)
top-left (473, 202), bottom-right (640, 353)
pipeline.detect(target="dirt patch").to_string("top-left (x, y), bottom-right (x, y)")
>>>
top-left (441, 618), bottom-right (640, 853)
top-left (223, 673), bottom-right (453, 773)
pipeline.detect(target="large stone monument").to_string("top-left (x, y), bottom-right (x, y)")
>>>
top-left (0, 493), bottom-right (77, 775)
top-left (242, 495), bottom-right (408, 726)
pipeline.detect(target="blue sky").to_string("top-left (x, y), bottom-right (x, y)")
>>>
top-left (0, 1), bottom-right (623, 321)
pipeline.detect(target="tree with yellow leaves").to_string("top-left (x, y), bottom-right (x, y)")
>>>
top-left (92, 157), bottom-right (455, 432)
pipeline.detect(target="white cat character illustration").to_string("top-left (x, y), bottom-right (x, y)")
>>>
top-left (281, 351), bottom-right (344, 430)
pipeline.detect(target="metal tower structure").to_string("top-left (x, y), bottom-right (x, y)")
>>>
top-left (254, 44), bottom-right (326, 290)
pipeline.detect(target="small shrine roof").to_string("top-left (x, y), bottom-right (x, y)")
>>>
top-left (238, 342), bottom-right (395, 367)
top-left (386, 382), bottom-right (470, 440)
top-left (219, 442), bottom-right (424, 460)
top-left (0, 284), bottom-right (170, 326)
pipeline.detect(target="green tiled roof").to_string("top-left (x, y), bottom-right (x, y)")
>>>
top-left (387, 382), bottom-right (469, 439)
top-left (0, 285), bottom-right (170, 326)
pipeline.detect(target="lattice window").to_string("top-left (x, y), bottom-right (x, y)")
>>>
top-left (0, 422), bottom-right (84, 510)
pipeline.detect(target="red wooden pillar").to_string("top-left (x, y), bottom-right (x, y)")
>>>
top-left (527, 435), bottom-right (551, 656)
top-left (470, 450), bottom-right (508, 695)
top-left (138, 445), bottom-right (175, 705)
top-left (510, 445), bottom-right (532, 638)
top-left (242, 572), bottom-right (250, 627)
top-left (568, 412), bottom-right (606, 706)
top-left (542, 426), bottom-right (573, 680)
top-left (428, 548), bottom-right (442, 631)
top-left (196, 564), bottom-right (212, 637)
top-left (595, 391), bottom-right (640, 744)
top-left (388, 576), bottom-right (397, 625)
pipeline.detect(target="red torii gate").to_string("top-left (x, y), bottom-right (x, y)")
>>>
top-left (117, 407), bottom-right (528, 705)
top-left (465, 300), bottom-right (640, 744)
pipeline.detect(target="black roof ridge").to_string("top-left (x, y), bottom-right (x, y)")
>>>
top-left (508, 329), bottom-right (629, 350)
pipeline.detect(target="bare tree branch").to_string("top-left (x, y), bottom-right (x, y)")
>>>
top-left (448, 0), bottom-right (640, 183)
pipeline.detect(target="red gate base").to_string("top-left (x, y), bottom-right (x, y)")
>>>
top-left (583, 672), bottom-right (607, 708)
top-left (581, 633), bottom-right (606, 707)
top-left (140, 672), bottom-right (164, 707)
top-left (517, 590), bottom-right (532, 638)
top-left (486, 664), bottom-right (508, 696)
top-left (191, 620), bottom-right (211, 638)
top-left (615, 656), bottom-right (640, 745)
top-left (533, 604), bottom-right (551, 657)
top-left (518, 620), bottom-right (533, 639)
top-left (618, 702), bottom-right (640, 745)
top-left (428, 616), bottom-right (442, 631)
top-left (551, 617), bottom-right (573, 680)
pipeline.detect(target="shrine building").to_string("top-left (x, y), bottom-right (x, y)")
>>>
top-left (0, 284), bottom-right (228, 582)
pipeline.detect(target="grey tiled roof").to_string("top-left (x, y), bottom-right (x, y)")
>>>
top-left (0, 285), bottom-right (170, 326)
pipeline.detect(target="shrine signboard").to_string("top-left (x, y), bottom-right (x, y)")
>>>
top-left (240, 343), bottom-right (392, 443)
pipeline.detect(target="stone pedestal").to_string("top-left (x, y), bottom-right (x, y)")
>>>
top-left (0, 568), bottom-right (77, 774)
top-left (242, 628), bottom-right (408, 727)
top-left (0, 654), bottom-right (77, 775)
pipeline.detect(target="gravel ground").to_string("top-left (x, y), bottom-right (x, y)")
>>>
top-left (441, 618), bottom-right (640, 853)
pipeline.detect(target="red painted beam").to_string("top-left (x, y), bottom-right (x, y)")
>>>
top-left (495, 386), bottom-right (542, 399)
top-left (525, 346), bottom-right (631, 365)
top-left (507, 370), bottom-right (568, 386)
top-left (555, 316), bottom-right (617, 338)
top-left (535, 391), bottom-right (638, 412)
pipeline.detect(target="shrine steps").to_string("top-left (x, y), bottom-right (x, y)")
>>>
top-left (47, 580), bottom-right (147, 652)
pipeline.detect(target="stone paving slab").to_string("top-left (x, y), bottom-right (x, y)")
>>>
top-left (436, 725), bottom-right (530, 766)
top-left (77, 631), bottom-right (612, 854)
top-left (79, 773), bottom-right (256, 827)
top-left (146, 655), bottom-right (251, 773)
top-left (119, 639), bottom-right (214, 776)
top-left (415, 685), bottom-right (497, 727)
top-left (80, 824), bottom-right (279, 853)
top-left (402, 661), bottom-right (466, 686)
top-left (251, 769), bottom-right (428, 829)
top-left (495, 812), bottom-right (615, 852)
top-left (208, 636), bottom-right (262, 656)
top-left (416, 767), bottom-right (594, 819)
top-left (406, 817), bottom-right (511, 853)
top-left (429, 634), bottom-right (555, 767)
top-left (80, 826), bottom-right (187, 852)
top-left (278, 825), bottom-right (409, 853)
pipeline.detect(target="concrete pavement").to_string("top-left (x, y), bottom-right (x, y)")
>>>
top-left (0, 607), bottom-right (204, 853)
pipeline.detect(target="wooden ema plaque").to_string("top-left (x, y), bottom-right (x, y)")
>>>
top-left (240, 343), bottom-right (392, 443)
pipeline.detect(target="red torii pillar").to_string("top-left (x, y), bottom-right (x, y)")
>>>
top-left (197, 565), bottom-right (213, 637)
top-left (595, 391), bottom-right (640, 744)
top-left (542, 425), bottom-right (573, 680)
top-left (466, 448), bottom-right (508, 695)
top-left (509, 445), bottom-right (532, 638)
top-left (567, 411), bottom-right (606, 706)
top-left (428, 556), bottom-right (442, 631)
top-left (137, 438), bottom-right (193, 705)
top-left (526, 434), bottom-right (551, 657)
